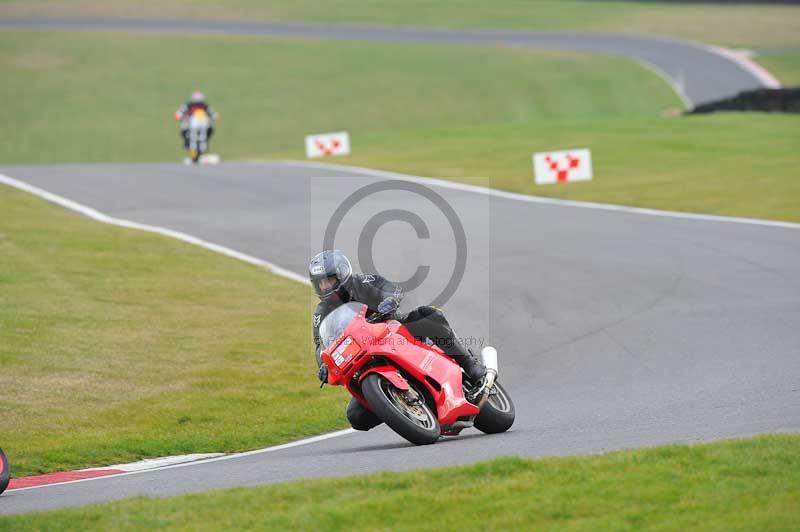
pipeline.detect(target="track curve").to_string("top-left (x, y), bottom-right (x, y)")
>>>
top-left (0, 18), bottom-right (777, 106)
top-left (1, 161), bottom-right (798, 515)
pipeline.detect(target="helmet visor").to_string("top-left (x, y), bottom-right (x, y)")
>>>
top-left (313, 275), bottom-right (341, 298)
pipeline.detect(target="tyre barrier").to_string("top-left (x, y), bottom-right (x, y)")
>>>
top-left (688, 88), bottom-right (800, 114)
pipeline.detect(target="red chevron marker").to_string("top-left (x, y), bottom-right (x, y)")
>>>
top-left (306, 132), bottom-right (351, 158)
top-left (534, 149), bottom-right (593, 185)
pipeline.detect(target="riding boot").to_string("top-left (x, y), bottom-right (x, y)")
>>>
top-left (400, 306), bottom-right (486, 384)
top-left (446, 339), bottom-right (486, 384)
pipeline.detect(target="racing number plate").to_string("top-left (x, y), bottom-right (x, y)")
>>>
top-left (332, 337), bottom-right (361, 367)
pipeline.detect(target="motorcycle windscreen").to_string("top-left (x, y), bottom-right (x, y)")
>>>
top-left (318, 302), bottom-right (364, 349)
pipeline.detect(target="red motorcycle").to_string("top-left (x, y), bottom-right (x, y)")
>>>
top-left (320, 302), bottom-right (515, 445)
top-left (0, 448), bottom-right (9, 495)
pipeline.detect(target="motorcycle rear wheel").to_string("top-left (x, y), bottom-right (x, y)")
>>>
top-left (361, 373), bottom-right (440, 445)
top-left (473, 381), bottom-right (515, 434)
top-left (0, 448), bottom-right (10, 495)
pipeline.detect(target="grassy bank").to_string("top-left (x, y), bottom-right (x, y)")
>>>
top-left (757, 50), bottom-right (800, 86)
top-left (0, 185), bottom-right (348, 477)
top-left (1, 1), bottom-right (798, 48)
top-left (2, 434), bottom-right (798, 530)
top-left (0, 30), bottom-right (678, 164)
top-left (3, 30), bottom-right (798, 222)
top-left (329, 113), bottom-right (800, 223)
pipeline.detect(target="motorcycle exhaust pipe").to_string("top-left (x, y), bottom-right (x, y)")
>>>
top-left (481, 346), bottom-right (498, 374)
top-left (448, 420), bottom-right (474, 431)
top-left (476, 346), bottom-right (498, 410)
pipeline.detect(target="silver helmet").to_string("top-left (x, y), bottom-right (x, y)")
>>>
top-left (308, 249), bottom-right (352, 300)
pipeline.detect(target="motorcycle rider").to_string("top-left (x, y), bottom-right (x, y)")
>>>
top-left (310, 249), bottom-right (487, 431)
top-left (173, 90), bottom-right (219, 150)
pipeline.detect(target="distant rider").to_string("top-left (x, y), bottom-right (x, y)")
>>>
top-left (309, 249), bottom-right (487, 431)
top-left (173, 90), bottom-right (219, 150)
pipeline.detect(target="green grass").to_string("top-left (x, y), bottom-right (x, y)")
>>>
top-left (1, 0), bottom-right (798, 47)
top-left (2, 434), bottom-right (798, 530)
top-left (0, 4), bottom-right (797, 508)
top-left (331, 113), bottom-right (800, 223)
top-left (758, 50), bottom-right (800, 86)
top-left (4, 30), bottom-right (798, 223)
top-left (0, 185), bottom-right (349, 477)
top-left (0, 30), bottom-right (679, 164)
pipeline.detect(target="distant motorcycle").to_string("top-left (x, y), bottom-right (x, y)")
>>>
top-left (185, 108), bottom-right (211, 164)
top-left (319, 302), bottom-right (515, 445)
top-left (0, 448), bottom-right (9, 495)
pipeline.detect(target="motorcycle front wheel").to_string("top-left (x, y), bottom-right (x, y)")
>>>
top-left (0, 448), bottom-right (10, 495)
top-left (361, 373), bottom-right (440, 445)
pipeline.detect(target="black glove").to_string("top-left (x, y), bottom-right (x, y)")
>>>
top-left (318, 363), bottom-right (328, 388)
top-left (377, 296), bottom-right (400, 317)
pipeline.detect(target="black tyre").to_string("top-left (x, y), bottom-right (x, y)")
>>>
top-left (473, 381), bottom-right (515, 434)
top-left (361, 373), bottom-right (440, 445)
top-left (0, 448), bottom-right (9, 495)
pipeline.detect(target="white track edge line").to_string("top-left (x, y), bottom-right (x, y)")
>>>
top-left (268, 160), bottom-right (800, 230)
top-left (632, 58), bottom-right (692, 110)
top-left (3, 19), bottom-right (778, 107)
top-left (82, 453), bottom-right (226, 473)
top-left (705, 45), bottom-right (782, 89)
top-left (0, 173), bottom-right (311, 285)
top-left (0, 173), bottom-right (359, 492)
top-left (1, 162), bottom-right (795, 489)
top-left (620, 32), bottom-right (782, 92)
top-left (7, 429), bottom-right (356, 493)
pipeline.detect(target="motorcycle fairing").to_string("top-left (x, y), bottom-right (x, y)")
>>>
top-left (358, 365), bottom-right (410, 391)
top-left (321, 305), bottom-right (479, 427)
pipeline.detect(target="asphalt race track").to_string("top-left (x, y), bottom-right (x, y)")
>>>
top-left (1, 161), bottom-right (799, 515)
top-left (0, 18), bottom-right (776, 106)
